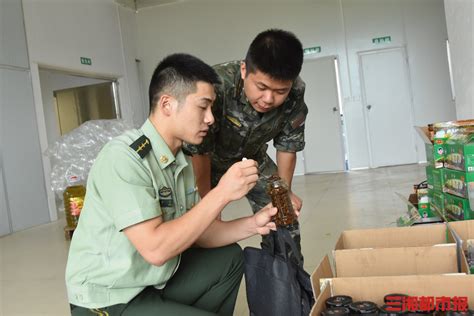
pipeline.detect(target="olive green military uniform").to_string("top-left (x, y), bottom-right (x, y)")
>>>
top-left (184, 61), bottom-right (308, 263)
top-left (66, 119), bottom-right (243, 316)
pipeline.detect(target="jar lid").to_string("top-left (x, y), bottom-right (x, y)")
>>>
top-left (349, 301), bottom-right (378, 313)
top-left (379, 304), bottom-right (408, 315)
top-left (322, 307), bottom-right (350, 316)
top-left (446, 311), bottom-right (472, 316)
top-left (326, 295), bottom-right (353, 308)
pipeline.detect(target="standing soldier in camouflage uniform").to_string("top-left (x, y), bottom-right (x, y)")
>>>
top-left (184, 29), bottom-right (308, 264)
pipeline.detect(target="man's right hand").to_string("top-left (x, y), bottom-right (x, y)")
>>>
top-left (216, 159), bottom-right (259, 202)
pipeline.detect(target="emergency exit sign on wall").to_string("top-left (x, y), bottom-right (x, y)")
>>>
top-left (303, 46), bottom-right (321, 55)
top-left (80, 57), bottom-right (92, 65)
top-left (372, 36), bottom-right (391, 44)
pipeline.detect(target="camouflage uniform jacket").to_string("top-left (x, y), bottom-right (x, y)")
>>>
top-left (184, 61), bottom-right (308, 175)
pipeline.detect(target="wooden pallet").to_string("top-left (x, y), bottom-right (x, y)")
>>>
top-left (64, 226), bottom-right (75, 240)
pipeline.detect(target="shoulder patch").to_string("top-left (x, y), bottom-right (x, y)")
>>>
top-left (225, 115), bottom-right (242, 127)
top-left (130, 135), bottom-right (152, 158)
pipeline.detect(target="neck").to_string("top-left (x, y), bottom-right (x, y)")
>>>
top-left (148, 115), bottom-right (182, 156)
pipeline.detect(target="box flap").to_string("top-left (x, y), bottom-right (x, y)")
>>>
top-left (461, 250), bottom-right (470, 274)
top-left (335, 224), bottom-right (447, 250)
top-left (449, 220), bottom-right (474, 250)
top-left (310, 281), bottom-right (331, 316)
top-left (311, 254), bottom-right (334, 297)
top-left (415, 126), bottom-right (432, 144)
top-left (334, 245), bottom-right (459, 277)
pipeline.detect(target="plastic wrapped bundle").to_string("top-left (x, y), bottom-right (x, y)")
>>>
top-left (45, 119), bottom-right (133, 198)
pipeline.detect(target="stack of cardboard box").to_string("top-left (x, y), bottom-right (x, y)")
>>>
top-left (310, 223), bottom-right (474, 315)
top-left (418, 121), bottom-right (474, 221)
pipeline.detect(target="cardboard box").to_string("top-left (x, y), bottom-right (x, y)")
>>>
top-left (416, 126), bottom-right (444, 168)
top-left (448, 220), bottom-right (474, 251)
top-left (444, 193), bottom-right (474, 221)
top-left (334, 245), bottom-right (462, 277)
top-left (432, 167), bottom-right (446, 192)
top-left (417, 185), bottom-right (432, 218)
top-left (433, 137), bottom-right (448, 167)
top-left (445, 136), bottom-right (474, 172)
top-left (448, 219), bottom-right (474, 274)
top-left (310, 275), bottom-right (474, 316)
top-left (424, 140), bottom-right (445, 169)
top-left (311, 244), bottom-right (466, 297)
top-left (430, 189), bottom-right (445, 216)
top-left (426, 165), bottom-right (434, 189)
top-left (443, 168), bottom-right (474, 202)
top-left (334, 224), bottom-right (448, 250)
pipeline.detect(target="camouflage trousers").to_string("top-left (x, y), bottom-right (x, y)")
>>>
top-left (211, 155), bottom-right (303, 266)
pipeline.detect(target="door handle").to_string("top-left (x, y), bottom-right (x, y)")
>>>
top-left (332, 107), bottom-right (338, 113)
top-left (366, 104), bottom-right (372, 110)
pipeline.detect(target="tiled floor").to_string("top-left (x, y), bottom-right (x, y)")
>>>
top-left (0, 164), bottom-right (427, 316)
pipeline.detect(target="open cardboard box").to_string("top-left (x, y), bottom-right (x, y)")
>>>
top-left (448, 220), bottom-right (474, 251)
top-left (447, 220), bottom-right (474, 273)
top-left (310, 274), bottom-right (474, 316)
top-left (311, 244), bottom-right (468, 298)
top-left (334, 223), bottom-right (448, 250)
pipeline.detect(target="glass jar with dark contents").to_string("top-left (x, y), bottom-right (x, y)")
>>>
top-left (266, 175), bottom-right (297, 226)
top-left (445, 311), bottom-right (474, 316)
top-left (349, 301), bottom-right (379, 314)
top-left (379, 304), bottom-right (408, 315)
top-left (326, 295), bottom-right (353, 308)
top-left (322, 307), bottom-right (350, 316)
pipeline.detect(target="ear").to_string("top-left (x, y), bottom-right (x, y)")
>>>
top-left (158, 94), bottom-right (176, 116)
top-left (240, 61), bottom-right (246, 80)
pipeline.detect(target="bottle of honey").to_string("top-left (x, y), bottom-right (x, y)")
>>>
top-left (266, 175), bottom-right (297, 226)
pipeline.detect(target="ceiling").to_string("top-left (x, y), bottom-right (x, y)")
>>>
top-left (114, 0), bottom-right (183, 11)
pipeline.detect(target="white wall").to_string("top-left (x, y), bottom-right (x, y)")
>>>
top-left (444, 0), bottom-right (474, 120)
top-left (23, 0), bottom-right (125, 77)
top-left (118, 6), bottom-right (148, 123)
top-left (135, 0), bottom-right (454, 169)
top-left (0, 0), bottom-right (29, 68)
top-left (22, 0), bottom-right (145, 127)
top-left (21, 0), bottom-right (144, 220)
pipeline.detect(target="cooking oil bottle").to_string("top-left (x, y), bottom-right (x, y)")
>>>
top-left (64, 176), bottom-right (86, 228)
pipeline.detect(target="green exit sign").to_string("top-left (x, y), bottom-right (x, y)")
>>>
top-left (303, 46), bottom-right (321, 55)
top-left (372, 36), bottom-right (391, 44)
top-left (80, 57), bottom-right (92, 65)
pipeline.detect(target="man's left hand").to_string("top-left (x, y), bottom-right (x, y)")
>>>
top-left (290, 191), bottom-right (302, 217)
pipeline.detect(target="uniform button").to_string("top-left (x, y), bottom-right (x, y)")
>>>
top-left (76, 294), bottom-right (83, 301)
top-left (180, 205), bottom-right (184, 210)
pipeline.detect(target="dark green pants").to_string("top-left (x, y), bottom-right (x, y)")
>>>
top-left (70, 244), bottom-right (243, 316)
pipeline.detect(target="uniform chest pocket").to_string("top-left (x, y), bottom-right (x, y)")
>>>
top-left (159, 198), bottom-right (176, 221)
top-left (185, 187), bottom-right (198, 210)
top-left (217, 116), bottom-right (246, 152)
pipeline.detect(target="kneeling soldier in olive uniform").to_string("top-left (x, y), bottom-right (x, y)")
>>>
top-left (184, 29), bottom-right (308, 264)
top-left (65, 53), bottom-right (277, 316)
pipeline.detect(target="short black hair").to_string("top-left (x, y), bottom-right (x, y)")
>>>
top-left (149, 53), bottom-right (221, 113)
top-left (245, 29), bottom-right (303, 81)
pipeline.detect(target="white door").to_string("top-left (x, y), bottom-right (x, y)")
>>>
top-left (300, 56), bottom-right (345, 173)
top-left (0, 68), bottom-right (12, 237)
top-left (360, 48), bottom-right (417, 167)
top-left (1, 68), bottom-right (50, 231)
top-left (0, 165), bottom-right (12, 236)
